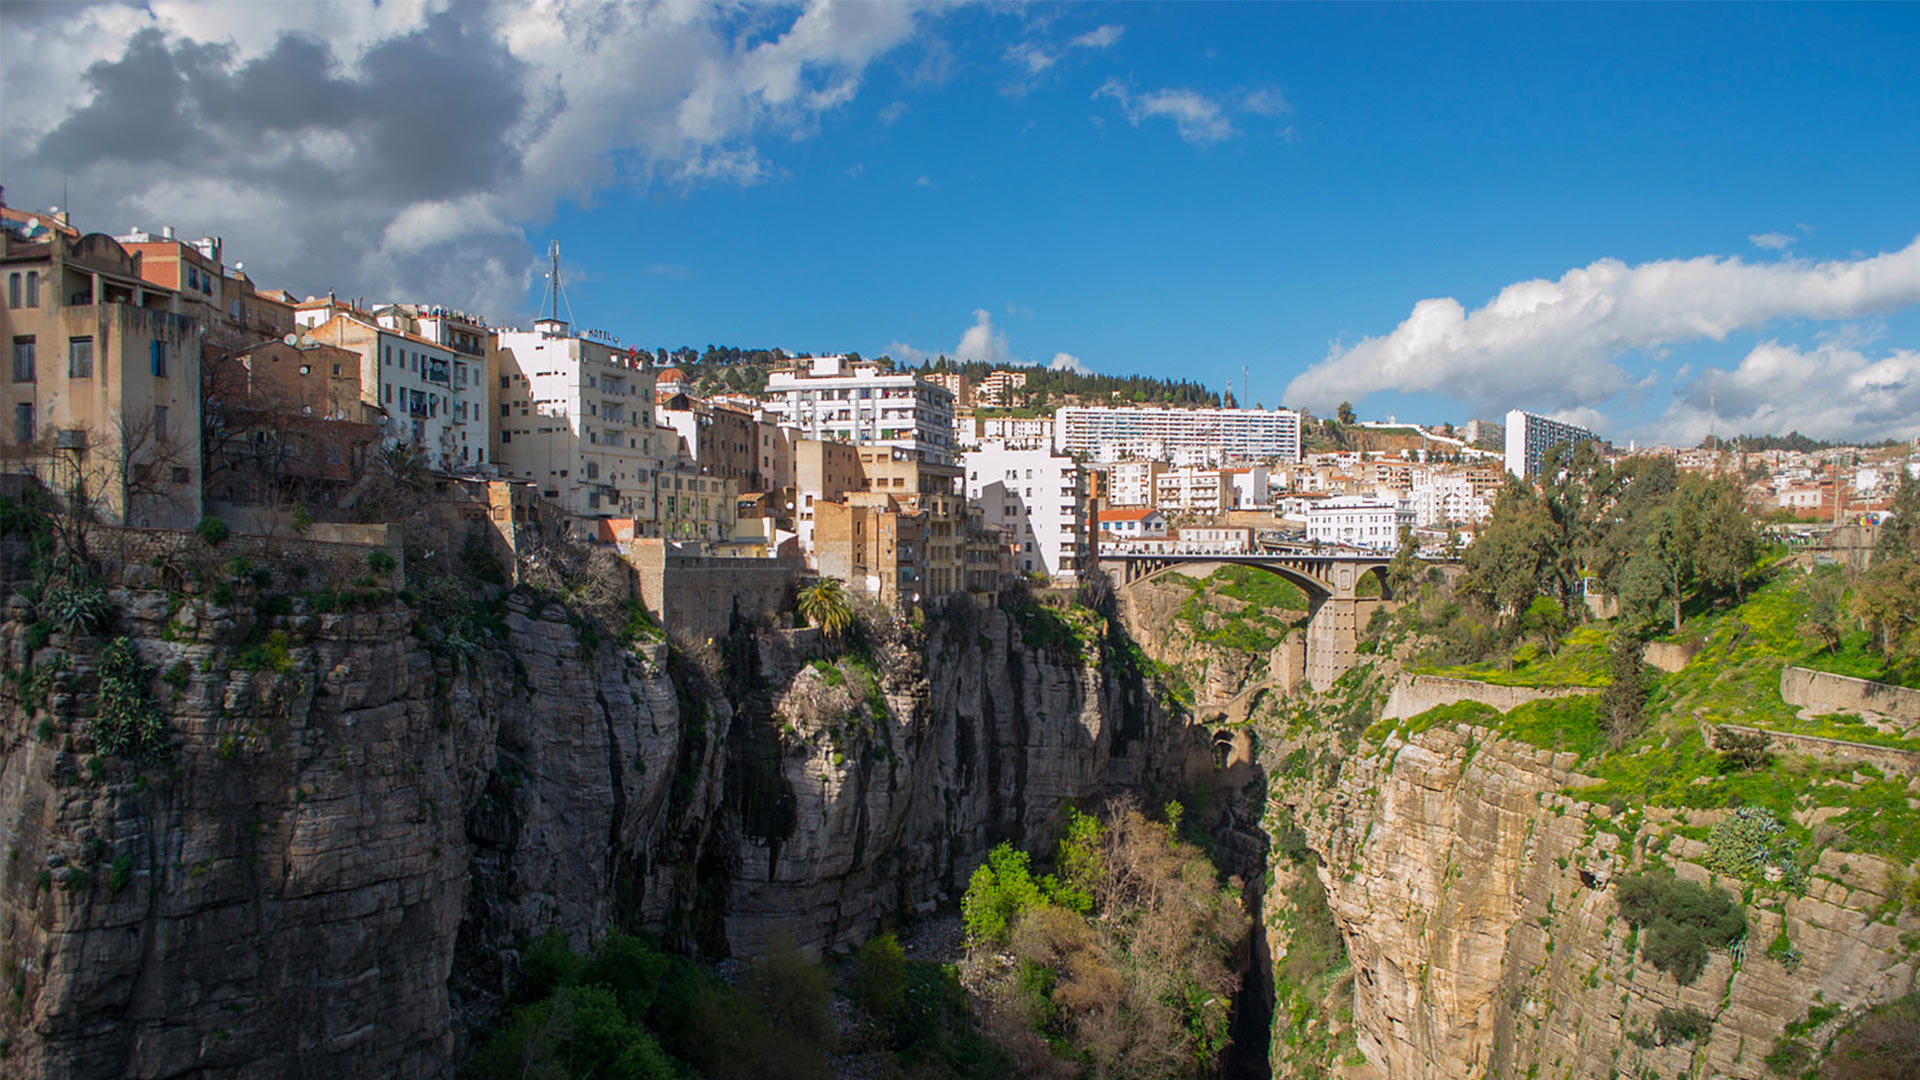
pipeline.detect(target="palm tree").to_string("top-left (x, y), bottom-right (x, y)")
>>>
top-left (797, 579), bottom-right (854, 639)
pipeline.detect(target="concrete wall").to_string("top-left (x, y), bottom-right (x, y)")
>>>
top-left (1382, 673), bottom-right (1593, 721)
top-left (1642, 640), bottom-right (1701, 674)
top-left (1780, 666), bottom-right (1920, 730)
top-left (629, 539), bottom-right (799, 641)
top-left (92, 523), bottom-right (403, 591)
top-left (1717, 723), bottom-right (1920, 777)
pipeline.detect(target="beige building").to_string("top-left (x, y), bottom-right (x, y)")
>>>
top-left (853, 445), bottom-right (966, 599)
top-left (793, 436), bottom-right (863, 553)
top-left (492, 318), bottom-right (660, 524)
top-left (1, 228), bottom-right (204, 527)
top-left (301, 307), bottom-right (485, 473)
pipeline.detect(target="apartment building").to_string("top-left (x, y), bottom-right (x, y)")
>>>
top-left (1408, 470), bottom-right (1495, 527)
top-left (1228, 466), bottom-right (1271, 509)
top-left (1305, 495), bottom-right (1414, 550)
top-left (302, 306), bottom-right (484, 473)
top-left (973, 411), bottom-right (1054, 450)
top-left (1109, 460), bottom-right (1166, 506)
top-left (853, 445), bottom-right (966, 598)
top-left (761, 354), bottom-right (957, 465)
top-left (492, 318), bottom-right (659, 523)
top-left (793, 436), bottom-right (863, 554)
top-left (654, 457), bottom-right (738, 542)
top-left (203, 339), bottom-right (380, 506)
top-left (1, 229), bottom-right (204, 527)
top-left (925, 371), bottom-right (971, 407)
top-left (962, 442), bottom-right (1088, 582)
top-left (814, 494), bottom-right (930, 608)
top-left (657, 381), bottom-right (760, 488)
top-left (1504, 409), bottom-right (1598, 478)
top-left (974, 369), bottom-right (1027, 406)
top-left (1155, 466), bottom-right (1230, 514)
top-left (1054, 405), bottom-right (1303, 464)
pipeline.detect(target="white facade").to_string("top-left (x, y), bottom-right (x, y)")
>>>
top-left (1504, 409), bottom-right (1598, 477)
top-left (1408, 471), bottom-right (1493, 527)
top-left (1109, 460), bottom-right (1165, 506)
top-left (1155, 466), bottom-right (1229, 513)
top-left (762, 355), bottom-right (956, 464)
top-left (963, 443), bottom-right (1088, 582)
top-left (1306, 495), bottom-right (1414, 550)
top-left (1054, 405), bottom-right (1302, 464)
top-left (492, 319), bottom-right (661, 522)
top-left (974, 413), bottom-right (1053, 450)
top-left (306, 312), bottom-right (482, 473)
top-left (1095, 507), bottom-right (1168, 539)
top-left (1228, 466), bottom-right (1271, 509)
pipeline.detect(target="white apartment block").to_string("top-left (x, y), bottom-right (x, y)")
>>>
top-left (975, 369), bottom-right (1027, 406)
top-left (1306, 495), bottom-right (1414, 550)
top-left (762, 355), bottom-right (957, 464)
top-left (1109, 460), bottom-right (1166, 506)
top-left (1408, 471), bottom-right (1493, 527)
top-left (303, 309), bottom-right (482, 473)
top-left (1155, 466), bottom-right (1230, 513)
top-left (1504, 409), bottom-right (1598, 478)
top-left (963, 442), bottom-right (1088, 582)
top-left (1054, 405), bottom-right (1302, 464)
top-left (492, 318), bottom-right (660, 523)
top-left (974, 412), bottom-right (1053, 450)
top-left (1228, 466), bottom-right (1271, 509)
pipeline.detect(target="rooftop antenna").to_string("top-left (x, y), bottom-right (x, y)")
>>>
top-left (541, 239), bottom-right (575, 327)
top-left (1243, 364), bottom-right (1250, 409)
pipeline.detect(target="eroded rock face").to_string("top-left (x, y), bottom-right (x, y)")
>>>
top-left (1283, 724), bottom-right (1920, 1080)
top-left (0, 589), bottom-right (1205, 1078)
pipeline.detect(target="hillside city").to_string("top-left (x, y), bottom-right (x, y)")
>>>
top-left (4, 194), bottom-right (1911, 635)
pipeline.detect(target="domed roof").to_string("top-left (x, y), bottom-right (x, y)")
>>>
top-left (658, 366), bottom-right (689, 384)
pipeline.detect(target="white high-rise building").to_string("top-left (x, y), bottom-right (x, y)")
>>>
top-left (1504, 409), bottom-right (1598, 478)
top-left (492, 318), bottom-right (661, 523)
top-left (1054, 405), bottom-right (1302, 464)
top-left (962, 443), bottom-right (1089, 582)
top-left (762, 355), bottom-right (957, 464)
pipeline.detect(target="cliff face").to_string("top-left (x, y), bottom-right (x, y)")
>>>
top-left (0, 587), bottom-right (1200, 1078)
top-left (1277, 720), bottom-right (1919, 1080)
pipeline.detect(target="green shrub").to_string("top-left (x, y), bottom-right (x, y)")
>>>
top-left (850, 931), bottom-right (908, 1026)
top-left (1614, 872), bottom-right (1746, 985)
top-left (367, 549), bottom-right (397, 575)
top-left (196, 516), bottom-right (230, 546)
top-left (961, 843), bottom-right (1047, 949)
top-left (1655, 1006), bottom-right (1712, 1044)
top-left (1705, 806), bottom-right (1806, 890)
top-left (92, 637), bottom-right (172, 764)
top-left (39, 581), bottom-right (114, 636)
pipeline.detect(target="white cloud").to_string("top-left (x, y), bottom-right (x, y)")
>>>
top-left (915, 175), bottom-right (938, 189)
top-left (1093, 79), bottom-right (1236, 144)
top-left (1652, 342), bottom-right (1920, 444)
top-left (0, 0), bottom-right (938, 317)
top-left (1282, 236), bottom-right (1920, 422)
top-left (1237, 87), bottom-right (1290, 117)
top-left (1049, 351), bottom-right (1089, 374)
top-left (1069, 24), bottom-right (1124, 50)
top-left (954, 309), bottom-right (1010, 365)
top-left (1750, 231), bottom-right (1795, 251)
top-left (878, 100), bottom-right (907, 126)
top-left (1005, 42), bottom-right (1057, 76)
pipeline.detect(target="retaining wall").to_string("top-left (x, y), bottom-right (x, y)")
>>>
top-left (1718, 723), bottom-right (1920, 778)
top-left (1780, 666), bottom-right (1920, 730)
top-left (1382, 673), bottom-right (1593, 721)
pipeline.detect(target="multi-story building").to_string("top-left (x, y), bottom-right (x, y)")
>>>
top-left (1095, 506), bottom-right (1168, 541)
top-left (853, 445), bottom-right (966, 599)
top-left (1463, 418), bottom-right (1505, 450)
top-left (813, 494), bottom-right (930, 608)
top-left (974, 369), bottom-right (1027, 407)
top-left (203, 339), bottom-right (381, 507)
top-left (492, 317), bottom-right (659, 522)
top-left (925, 371), bottom-right (971, 407)
top-left (962, 442), bottom-right (1089, 582)
top-left (1155, 466), bottom-right (1230, 514)
top-left (657, 380), bottom-right (760, 488)
top-left (302, 306), bottom-right (484, 473)
top-left (653, 456), bottom-right (738, 543)
top-left (793, 436), bottom-right (863, 554)
top-left (1408, 470), bottom-right (1495, 527)
top-left (1054, 405), bottom-right (1302, 464)
top-left (1305, 495), bottom-right (1414, 550)
top-left (1, 229), bottom-right (204, 527)
top-left (1109, 460), bottom-right (1166, 506)
top-left (1227, 466), bottom-right (1271, 509)
top-left (761, 355), bottom-right (957, 464)
top-left (974, 411), bottom-right (1054, 450)
top-left (1504, 409), bottom-right (1598, 478)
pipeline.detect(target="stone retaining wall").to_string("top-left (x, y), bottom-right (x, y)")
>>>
top-left (1719, 723), bottom-right (1920, 777)
top-left (1382, 673), bottom-right (1593, 721)
top-left (1780, 665), bottom-right (1920, 730)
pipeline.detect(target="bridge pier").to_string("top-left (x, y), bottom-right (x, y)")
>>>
top-left (1305, 596), bottom-right (1361, 691)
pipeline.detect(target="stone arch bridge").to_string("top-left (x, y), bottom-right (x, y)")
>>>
top-left (1105, 551), bottom-right (1397, 691)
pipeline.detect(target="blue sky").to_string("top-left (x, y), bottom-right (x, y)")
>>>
top-left (6, 2), bottom-right (1919, 442)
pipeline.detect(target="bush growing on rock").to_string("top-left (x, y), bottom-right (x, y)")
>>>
top-left (1614, 872), bottom-right (1746, 986)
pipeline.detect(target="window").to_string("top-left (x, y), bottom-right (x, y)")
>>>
top-left (24, 272), bottom-right (36, 307)
top-left (68, 337), bottom-right (93, 379)
top-left (6, 274), bottom-right (16, 308)
top-left (384, 346), bottom-right (391, 366)
top-left (14, 403), bottom-right (32, 443)
top-left (384, 385), bottom-right (393, 404)
top-left (11, 337), bottom-right (33, 383)
top-left (153, 406), bottom-right (169, 441)
top-left (151, 340), bottom-right (169, 378)
top-left (186, 267), bottom-right (198, 291)
top-left (332, 364), bottom-right (341, 376)
top-left (500, 431), bottom-right (511, 443)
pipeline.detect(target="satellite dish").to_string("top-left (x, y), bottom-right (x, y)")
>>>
top-left (25, 218), bottom-right (38, 232)
top-left (234, 262), bottom-right (244, 271)
top-left (283, 333), bottom-right (299, 346)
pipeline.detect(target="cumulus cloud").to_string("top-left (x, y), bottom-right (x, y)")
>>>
top-left (0, 0), bottom-right (937, 316)
top-left (1651, 342), bottom-right (1920, 445)
top-left (878, 100), bottom-right (907, 126)
top-left (1282, 236), bottom-right (1920, 422)
top-left (954, 309), bottom-right (1011, 365)
top-left (1750, 231), bottom-right (1795, 251)
top-left (885, 309), bottom-right (1093, 374)
top-left (1049, 351), bottom-right (1090, 374)
top-left (1094, 78), bottom-right (1235, 144)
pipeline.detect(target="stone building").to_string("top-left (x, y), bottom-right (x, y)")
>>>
top-left (0, 228), bottom-right (204, 527)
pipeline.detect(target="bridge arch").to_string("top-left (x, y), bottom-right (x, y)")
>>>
top-left (1119, 556), bottom-right (1336, 603)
